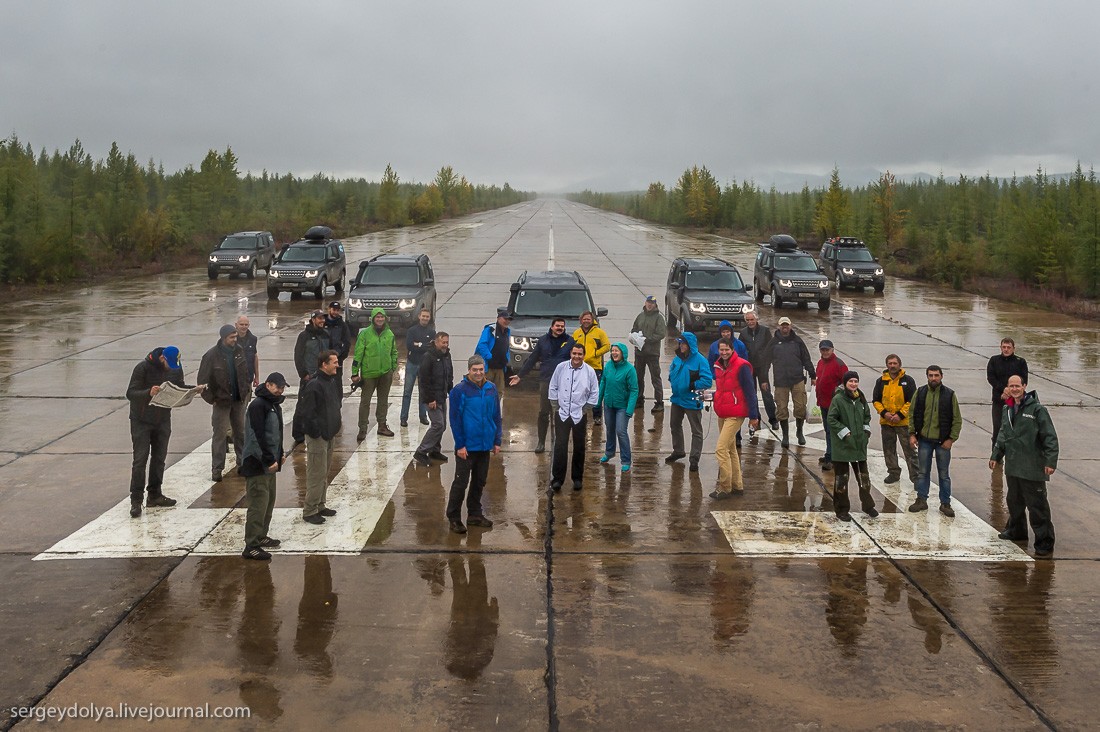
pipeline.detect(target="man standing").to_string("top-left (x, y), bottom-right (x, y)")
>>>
top-left (908, 365), bottom-right (963, 516)
top-left (872, 354), bottom-right (918, 484)
top-left (291, 310), bottom-right (331, 445)
top-left (476, 308), bottom-right (520, 394)
top-left (324, 301), bottom-right (353, 383)
top-left (240, 372), bottom-right (288, 560)
top-left (764, 316), bottom-right (816, 447)
top-left (447, 355), bottom-right (503, 533)
top-left (514, 316), bottom-right (575, 453)
top-left (352, 307), bottom-right (398, 440)
top-left (665, 332), bottom-right (713, 471)
top-left (235, 315), bottom-right (260, 388)
top-left (989, 375), bottom-right (1058, 557)
top-left (707, 320), bottom-right (748, 365)
top-left (198, 324), bottom-right (251, 482)
top-left (126, 346), bottom-right (201, 517)
top-left (300, 351), bottom-right (342, 525)
top-left (987, 338), bottom-right (1028, 452)
top-left (401, 308), bottom-right (435, 428)
top-left (814, 339), bottom-right (847, 470)
top-left (631, 295), bottom-right (666, 414)
top-left (740, 311), bottom-right (778, 429)
top-left (414, 331), bottom-right (454, 467)
top-left (548, 343), bottom-right (601, 490)
top-left (572, 311), bottom-right (611, 425)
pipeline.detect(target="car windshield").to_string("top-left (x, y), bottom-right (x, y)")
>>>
top-left (217, 236), bottom-right (257, 250)
top-left (278, 246), bottom-right (326, 263)
top-left (838, 249), bottom-right (874, 262)
top-left (513, 289), bottom-right (593, 317)
top-left (774, 255), bottom-right (819, 272)
top-left (359, 265), bottom-right (420, 286)
top-left (685, 269), bottom-right (744, 290)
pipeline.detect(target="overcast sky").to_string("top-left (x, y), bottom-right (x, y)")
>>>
top-left (2, 1), bottom-right (1097, 192)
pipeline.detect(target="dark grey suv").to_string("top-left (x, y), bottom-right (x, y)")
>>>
top-left (208, 231), bottom-right (275, 279)
top-left (665, 257), bottom-right (755, 332)
top-left (753, 234), bottom-right (831, 310)
top-left (506, 270), bottom-right (606, 374)
top-left (266, 226), bottom-right (346, 300)
top-left (819, 237), bottom-right (886, 292)
top-left (346, 253), bottom-right (437, 332)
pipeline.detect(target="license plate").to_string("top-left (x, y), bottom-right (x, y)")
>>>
top-left (859, 275), bottom-right (872, 280)
top-left (797, 292), bottom-right (815, 298)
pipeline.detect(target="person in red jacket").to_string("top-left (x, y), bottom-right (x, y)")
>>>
top-left (710, 338), bottom-right (760, 500)
top-left (814, 339), bottom-right (848, 470)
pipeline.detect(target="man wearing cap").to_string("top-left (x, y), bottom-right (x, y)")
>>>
top-left (401, 308), bottom-right (435, 428)
top-left (740, 311), bottom-right (779, 430)
top-left (240, 372), bottom-right (288, 560)
top-left (126, 346), bottom-right (202, 517)
top-left (352, 307), bottom-right (398, 439)
top-left (631, 296), bottom-right (666, 413)
top-left (235, 315), bottom-right (260, 388)
top-left (324, 300), bottom-right (353, 383)
top-left (291, 310), bottom-right (331, 444)
top-left (476, 308), bottom-right (520, 395)
top-left (814, 339), bottom-right (848, 469)
top-left (198, 324), bottom-right (252, 482)
top-left (300, 351), bottom-right (343, 524)
top-left (763, 316), bottom-right (816, 448)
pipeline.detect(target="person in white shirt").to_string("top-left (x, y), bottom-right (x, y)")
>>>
top-left (548, 343), bottom-right (600, 491)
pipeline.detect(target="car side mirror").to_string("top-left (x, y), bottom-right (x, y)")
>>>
top-left (597, 307), bottom-right (608, 317)
top-left (424, 278), bottom-right (434, 285)
top-left (744, 285), bottom-right (752, 293)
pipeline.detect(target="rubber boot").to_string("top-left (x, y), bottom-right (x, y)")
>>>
top-left (796, 418), bottom-right (806, 446)
top-left (780, 421), bottom-right (790, 447)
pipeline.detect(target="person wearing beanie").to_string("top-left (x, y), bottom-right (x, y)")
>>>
top-left (240, 372), bottom-right (289, 560)
top-left (198, 324), bottom-right (252, 482)
top-left (826, 370), bottom-right (878, 521)
top-left (814, 339), bottom-right (848, 470)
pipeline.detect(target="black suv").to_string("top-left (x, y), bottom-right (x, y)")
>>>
top-left (665, 257), bottom-right (755, 332)
top-left (346, 253), bottom-right (437, 332)
top-left (753, 234), bottom-right (831, 310)
top-left (819, 236), bottom-right (886, 292)
top-left (207, 231), bottom-right (275, 279)
top-left (506, 270), bottom-right (606, 373)
top-left (266, 226), bottom-right (346, 300)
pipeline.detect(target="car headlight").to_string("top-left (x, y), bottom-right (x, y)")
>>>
top-left (742, 302), bottom-right (755, 313)
top-left (842, 268), bottom-right (855, 275)
top-left (347, 298), bottom-right (363, 309)
top-left (398, 298), bottom-right (416, 310)
top-left (270, 270), bottom-right (280, 278)
top-left (818, 280), bottom-right (829, 289)
top-left (209, 255), bottom-right (218, 262)
top-left (509, 336), bottom-right (531, 350)
top-left (689, 302), bottom-right (707, 314)
top-left (778, 279), bottom-right (793, 288)
top-left (875, 268), bottom-right (884, 276)
top-left (238, 255), bottom-right (251, 263)
top-left (305, 270), bottom-right (319, 278)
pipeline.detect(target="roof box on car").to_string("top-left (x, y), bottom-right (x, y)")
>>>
top-left (768, 234), bottom-right (798, 251)
top-left (304, 225), bottom-right (333, 241)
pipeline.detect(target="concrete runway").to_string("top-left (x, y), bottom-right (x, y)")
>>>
top-left (2, 200), bottom-right (1097, 729)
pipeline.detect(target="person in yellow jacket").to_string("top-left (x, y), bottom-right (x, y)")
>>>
top-left (871, 354), bottom-right (918, 483)
top-left (573, 311), bottom-right (611, 425)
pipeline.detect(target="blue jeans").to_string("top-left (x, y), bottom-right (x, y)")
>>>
top-left (821, 405), bottom-right (832, 460)
top-left (400, 361), bottom-right (427, 424)
top-left (915, 438), bottom-right (952, 503)
top-left (603, 405), bottom-right (632, 464)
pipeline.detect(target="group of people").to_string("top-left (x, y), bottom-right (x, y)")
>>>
top-left (127, 295), bottom-right (1060, 559)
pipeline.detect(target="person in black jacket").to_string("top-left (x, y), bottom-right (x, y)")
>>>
top-left (763, 317), bottom-right (816, 447)
top-left (740, 311), bottom-right (778, 429)
top-left (987, 337), bottom-right (1028, 452)
top-left (513, 317), bottom-right (575, 453)
top-left (401, 309), bottom-right (436, 427)
top-left (300, 351), bottom-right (343, 525)
top-left (291, 311), bottom-right (331, 445)
top-left (324, 301), bottom-right (353, 382)
top-left (240, 372), bottom-right (288, 560)
top-left (414, 332), bottom-right (454, 466)
top-left (197, 325), bottom-right (252, 482)
top-left (126, 346), bottom-right (203, 518)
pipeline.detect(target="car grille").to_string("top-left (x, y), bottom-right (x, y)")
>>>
top-left (275, 268), bottom-right (311, 279)
top-left (705, 303), bottom-right (744, 314)
top-left (789, 279), bottom-right (823, 288)
top-left (353, 299), bottom-right (399, 309)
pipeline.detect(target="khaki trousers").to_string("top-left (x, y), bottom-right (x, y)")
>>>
top-left (715, 417), bottom-right (745, 492)
top-left (774, 381), bottom-right (808, 421)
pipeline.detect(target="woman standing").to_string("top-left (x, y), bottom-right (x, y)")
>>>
top-left (826, 371), bottom-right (879, 521)
top-left (711, 338), bottom-right (759, 500)
top-left (599, 343), bottom-right (639, 472)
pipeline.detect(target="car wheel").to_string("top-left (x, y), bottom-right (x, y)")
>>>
top-left (820, 298), bottom-right (831, 311)
top-left (874, 284), bottom-right (885, 294)
top-left (315, 277), bottom-right (327, 299)
top-left (267, 287), bottom-right (279, 301)
top-left (208, 269), bottom-right (217, 280)
top-left (334, 271), bottom-right (345, 293)
top-left (771, 286), bottom-right (783, 307)
top-left (247, 261), bottom-right (257, 280)
top-left (834, 274), bottom-right (843, 291)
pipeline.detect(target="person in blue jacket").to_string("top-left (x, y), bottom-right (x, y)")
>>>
top-left (666, 332), bottom-right (714, 471)
top-left (447, 355), bottom-right (503, 535)
top-left (707, 320), bottom-right (748, 365)
top-left (475, 307), bottom-right (520, 394)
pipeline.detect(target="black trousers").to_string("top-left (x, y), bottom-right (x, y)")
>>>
top-left (537, 380), bottom-right (553, 443)
top-left (1004, 475), bottom-right (1055, 551)
top-left (552, 413), bottom-right (587, 484)
top-left (447, 450), bottom-right (491, 520)
top-left (833, 461), bottom-right (875, 516)
top-left (991, 399), bottom-right (1005, 449)
top-left (130, 419), bottom-right (171, 502)
top-left (634, 351), bottom-right (663, 406)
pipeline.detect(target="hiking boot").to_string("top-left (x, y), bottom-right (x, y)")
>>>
top-left (884, 474), bottom-right (901, 484)
top-left (429, 451), bottom-right (448, 463)
top-left (413, 451), bottom-right (431, 467)
top-left (939, 503), bottom-right (955, 518)
top-left (689, 462), bottom-right (699, 473)
top-left (449, 519), bottom-right (467, 534)
top-left (709, 490), bottom-right (732, 501)
top-left (573, 480), bottom-right (584, 491)
top-left (356, 430), bottom-right (366, 441)
top-left (651, 403), bottom-right (664, 414)
top-left (664, 452), bottom-right (686, 464)
top-left (534, 441), bottom-right (546, 454)
top-left (147, 494), bottom-right (177, 508)
top-left (796, 418), bottom-right (806, 446)
top-left (420, 416), bottom-right (430, 426)
top-left (1034, 546), bottom-right (1053, 558)
top-left (769, 420), bottom-right (780, 431)
top-left (550, 481), bottom-right (563, 492)
top-left (467, 515), bottom-right (494, 528)
top-left (998, 530), bottom-right (1026, 541)
top-left (211, 471), bottom-right (223, 482)
top-left (258, 536), bottom-right (281, 548)
top-left (303, 514), bottom-right (326, 525)
top-left (129, 502), bottom-right (142, 518)
top-left (319, 508), bottom-right (337, 517)
top-left (865, 507), bottom-right (880, 518)
top-left (242, 546), bottom-right (272, 561)
top-left (908, 497), bottom-right (928, 513)
top-left (821, 461), bottom-right (833, 471)
top-left (837, 513), bottom-right (853, 522)
top-left (377, 425), bottom-right (394, 437)
top-left (400, 421), bottom-right (408, 428)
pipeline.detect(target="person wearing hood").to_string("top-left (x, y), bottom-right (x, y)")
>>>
top-left (762, 316), bottom-right (816, 447)
top-left (240, 372), bottom-right (289, 560)
top-left (827, 371), bottom-right (878, 521)
top-left (198, 324), bottom-right (252, 482)
top-left (872, 354), bottom-right (918, 484)
top-left (514, 316), bottom-right (576, 453)
top-left (990, 375), bottom-right (1059, 557)
top-left (301, 351), bottom-right (343, 525)
top-left (572, 311), bottom-right (611, 425)
top-left (631, 295), bottom-right (666, 414)
top-left (814, 339), bottom-right (848, 470)
top-left (414, 331), bottom-right (454, 467)
top-left (126, 345), bottom-right (203, 518)
top-left (599, 343), bottom-right (639, 472)
top-left (665, 331), bottom-right (713, 471)
top-left (707, 320), bottom-right (748, 366)
top-left (710, 338), bottom-right (759, 499)
top-left (291, 310), bottom-right (331, 445)
top-left (352, 307), bottom-right (398, 439)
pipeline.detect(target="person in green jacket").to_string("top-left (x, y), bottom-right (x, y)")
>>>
top-left (989, 375), bottom-right (1059, 556)
top-left (351, 307), bottom-right (398, 440)
top-left (599, 343), bottom-right (639, 471)
top-left (826, 371), bottom-right (879, 521)
top-left (631, 296), bottom-right (666, 414)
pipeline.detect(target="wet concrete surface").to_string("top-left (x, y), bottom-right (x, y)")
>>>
top-left (2, 200), bottom-right (1099, 728)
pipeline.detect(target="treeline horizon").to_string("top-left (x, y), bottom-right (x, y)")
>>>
top-left (0, 135), bottom-right (533, 284)
top-left (569, 164), bottom-right (1100, 298)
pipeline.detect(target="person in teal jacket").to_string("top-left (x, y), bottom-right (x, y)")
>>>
top-left (351, 307), bottom-right (398, 439)
top-left (599, 343), bottom-right (639, 471)
top-left (666, 332), bottom-right (713, 471)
